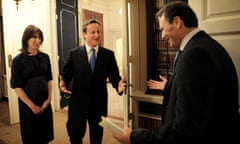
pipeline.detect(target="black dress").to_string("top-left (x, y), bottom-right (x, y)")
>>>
top-left (10, 52), bottom-right (54, 144)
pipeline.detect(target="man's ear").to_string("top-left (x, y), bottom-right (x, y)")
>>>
top-left (173, 16), bottom-right (182, 29)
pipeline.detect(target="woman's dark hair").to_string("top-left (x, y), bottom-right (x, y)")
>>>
top-left (21, 25), bottom-right (43, 54)
top-left (82, 18), bottom-right (101, 33)
top-left (156, 1), bottom-right (198, 28)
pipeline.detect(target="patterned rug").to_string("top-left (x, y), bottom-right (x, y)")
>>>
top-left (0, 139), bottom-right (7, 144)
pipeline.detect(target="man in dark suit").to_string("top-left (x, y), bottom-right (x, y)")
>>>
top-left (114, 1), bottom-right (240, 144)
top-left (59, 19), bottom-right (126, 144)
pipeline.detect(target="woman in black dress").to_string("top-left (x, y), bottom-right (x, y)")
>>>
top-left (10, 25), bottom-right (54, 144)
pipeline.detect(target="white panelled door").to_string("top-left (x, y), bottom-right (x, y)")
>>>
top-left (189, 0), bottom-right (240, 110)
top-left (2, 0), bottom-right (58, 124)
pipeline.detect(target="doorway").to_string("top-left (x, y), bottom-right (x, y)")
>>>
top-left (56, 0), bottom-right (79, 108)
top-left (1, 0), bottom-right (127, 125)
top-left (0, 1), bottom-right (9, 126)
top-left (56, 0), bottom-right (126, 121)
top-left (1, 0), bottom-right (59, 124)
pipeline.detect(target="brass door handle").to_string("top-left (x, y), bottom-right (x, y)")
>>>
top-left (8, 54), bottom-right (12, 68)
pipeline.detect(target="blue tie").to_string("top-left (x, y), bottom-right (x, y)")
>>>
top-left (90, 48), bottom-right (96, 71)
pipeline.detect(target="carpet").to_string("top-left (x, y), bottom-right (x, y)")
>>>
top-left (0, 139), bottom-right (7, 144)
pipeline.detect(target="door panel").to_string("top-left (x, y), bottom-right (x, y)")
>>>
top-left (56, 0), bottom-right (79, 71)
top-left (189, 0), bottom-right (240, 111)
top-left (56, 0), bottom-right (79, 107)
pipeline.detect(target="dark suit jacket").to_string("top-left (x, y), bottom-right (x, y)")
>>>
top-left (131, 31), bottom-right (240, 144)
top-left (62, 45), bottom-right (122, 119)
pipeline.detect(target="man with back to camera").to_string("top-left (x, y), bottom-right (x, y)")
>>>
top-left (114, 1), bottom-right (240, 144)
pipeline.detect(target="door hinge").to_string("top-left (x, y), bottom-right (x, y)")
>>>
top-left (128, 113), bottom-right (134, 120)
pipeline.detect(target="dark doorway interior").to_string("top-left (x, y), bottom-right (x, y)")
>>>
top-left (56, 0), bottom-right (79, 107)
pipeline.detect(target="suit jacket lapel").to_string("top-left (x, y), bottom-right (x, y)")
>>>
top-left (80, 45), bottom-right (92, 73)
top-left (93, 47), bottom-right (104, 73)
top-left (162, 72), bottom-right (175, 120)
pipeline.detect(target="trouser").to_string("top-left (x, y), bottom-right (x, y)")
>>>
top-left (67, 115), bottom-right (103, 144)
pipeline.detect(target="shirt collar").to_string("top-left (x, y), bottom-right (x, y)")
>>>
top-left (85, 43), bottom-right (99, 54)
top-left (180, 28), bottom-right (200, 51)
